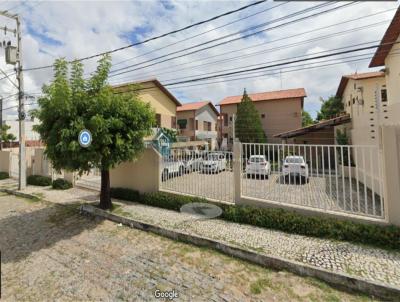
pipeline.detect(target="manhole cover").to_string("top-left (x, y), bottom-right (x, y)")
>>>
top-left (180, 202), bottom-right (222, 219)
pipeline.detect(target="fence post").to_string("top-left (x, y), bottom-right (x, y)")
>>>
top-left (381, 125), bottom-right (400, 225)
top-left (233, 140), bottom-right (242, 204)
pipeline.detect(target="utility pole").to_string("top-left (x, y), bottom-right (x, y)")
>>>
top-left (16, 15), bottom-right (25, 190)
top-left (0, 10), bottom-right (25, 189)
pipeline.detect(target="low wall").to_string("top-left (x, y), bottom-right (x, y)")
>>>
top-left (110, 147), bottom-right (161, 194)
top-left (0, 151), bottom-right (11, 174)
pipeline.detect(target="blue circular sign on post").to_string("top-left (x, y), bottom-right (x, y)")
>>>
top-left (79, 129), bottom-right (92, 148)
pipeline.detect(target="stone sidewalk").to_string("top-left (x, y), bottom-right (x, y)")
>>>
top-left (2, 180), bottom-right (400, 290)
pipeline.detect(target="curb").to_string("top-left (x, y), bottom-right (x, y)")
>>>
top-left (80, 204), bottom-right (400, 300)
top-left (0, 189), bottom-right (39, 200)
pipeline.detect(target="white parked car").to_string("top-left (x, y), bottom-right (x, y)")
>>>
top-left (282, 156), bottom-right (309, 182)
top-left (245, 155), bottom-right (271, 179)
top-left (183, 153), bottom-right (203, 173)
top-left (161, 157), bottom-right (185, 181)
top-left (201, 152), bottom-right (227, 174)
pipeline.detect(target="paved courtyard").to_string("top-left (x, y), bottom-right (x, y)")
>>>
top-left (161, 171), bottom-right (383, 218)
top-left (0, 193), bottom-right (375, 301)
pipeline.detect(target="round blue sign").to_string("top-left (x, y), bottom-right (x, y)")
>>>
top-left (79, 129), bottom-right (92, 148)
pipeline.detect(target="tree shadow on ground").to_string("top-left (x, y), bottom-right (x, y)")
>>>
top-left (0, 201), bottom-right (103, 264)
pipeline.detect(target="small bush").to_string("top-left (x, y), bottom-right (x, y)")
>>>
top-left (52, 178), bottom-right (72, 190)
top-left (0, 171), bottom-right (9, 180)
top-left (139, 192), bottom-right (400, 250)
top-left (110, 187), bottom-right (140, 202)
top-left (27, 175), bottom-right (52, 186)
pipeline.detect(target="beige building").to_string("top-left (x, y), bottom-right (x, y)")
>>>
top-left (217, 88), bottom-right (306, 148)
top-left (335, 71), bottom-right (386, 146)
top-left (112, 78), bottom-right (181, 129)
top-left (176, 101), bottom-right (219, 150)
top-left (369, 7), bottom-right (400, 123)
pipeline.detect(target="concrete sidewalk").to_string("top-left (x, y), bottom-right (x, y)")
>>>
top-left (2, 179), bottom-right (400, 292)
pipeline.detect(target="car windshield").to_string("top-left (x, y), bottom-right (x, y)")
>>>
top-left (286, 157), bottom-right (304, 164)
top-left (250, 157), bottom-right (265, 163)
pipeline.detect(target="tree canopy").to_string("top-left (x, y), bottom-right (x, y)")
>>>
top-left (302, 110), bottom-right (314, 127)
top-left (235, 89), bottom-right (266, 143)
top-left (316, 96), bottom-right (344, 121)
top-left (0, 124), bottom-right (16, 149)
top-left (33, 55), bottom-right (155, 209)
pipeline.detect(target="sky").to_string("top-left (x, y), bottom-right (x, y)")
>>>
top-left (0, 0), bottom-right (398, 121)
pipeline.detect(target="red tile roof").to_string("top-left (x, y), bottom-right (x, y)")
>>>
top-left (218, 88), bottom-right (306, 106)
top-left (336, 71), bottom-right (385, 97)
top-left (177, 101), bottom-right (219, 115)
top-left (369, 7), bottom-right (400, 67)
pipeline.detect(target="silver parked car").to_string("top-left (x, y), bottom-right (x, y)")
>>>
top-left (161, 157), bottom-right (185, 181)
top-left (201, 152), bottom-right (227, 174)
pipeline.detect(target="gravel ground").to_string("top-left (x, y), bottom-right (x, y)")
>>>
top-left (0, 193), bottom-right (376, 301)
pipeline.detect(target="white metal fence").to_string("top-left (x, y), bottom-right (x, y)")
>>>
top-left (160, 149), bottom-right (234, 203)
top-left (241, 143), bottom-right (384, 219)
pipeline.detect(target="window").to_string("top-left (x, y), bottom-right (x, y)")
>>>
top-left (261, 113), bottom-right (265, 118)
top-left (171, 116), bottom-right (176, 129)
top-left (195, 119), bottom-right (198, 130)
top-left (229, 116), bottom-right (233, 122)
top-left (203, 121), bottom-right (208, 130)
top-left (223, 113), bottom-right (228, 126)
top-left (189, 118), bottom-right (194, 130)
top-left (352, 98), bottom-right (355, 105)
top-left (208, 122), bottom-right (212, 131)
top-left (178, 119), bottom-right (187, 129)
top-left (381, 88), bottom-right (388, 103)
top-left (155, 114), bottom-right (161, 128)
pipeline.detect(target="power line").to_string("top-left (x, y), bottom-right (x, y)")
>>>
top-left (116, 8), bottom-right (395, 83)
top-left (109, 2), bottom-right (350, 77)
top-left (110, 2), bottom-right (288, 69)
top-left (22, 0), bottom-right (269, 72)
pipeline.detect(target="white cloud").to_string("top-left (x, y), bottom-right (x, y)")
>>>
top-left (0, 0), bottom-right (397, 119)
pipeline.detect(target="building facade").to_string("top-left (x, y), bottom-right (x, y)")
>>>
top-left (112, 78), bottom-right (181, 129)
top-left (176, 101), bottom-right (219, 150)
top-left (218, 88), bottom-right (306, 148)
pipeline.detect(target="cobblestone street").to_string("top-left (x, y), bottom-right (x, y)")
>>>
top-left (0, 192), bottom-right (378, 301)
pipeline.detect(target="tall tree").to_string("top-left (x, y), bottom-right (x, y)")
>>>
top-left (302, 110), bottom-right (314, 127)
top-left (0, 124), bottom-right (16, 149)
top-left (316, 96), bottom-right (344, 121)
top-left (33, 55), bottom-right (155, 209)
top-left (235, 89), bottom-right (266, 143)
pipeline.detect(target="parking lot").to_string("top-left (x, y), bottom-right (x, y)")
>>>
top-left (161, 170), bottom-right (383, 217)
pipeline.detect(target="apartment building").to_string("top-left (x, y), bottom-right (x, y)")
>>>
top-left (217, 88), bottom-right (306, 148)
top-left (176, 101), bottom-right (219, 150)
top-left (113, 78), bottom-right (181, 129)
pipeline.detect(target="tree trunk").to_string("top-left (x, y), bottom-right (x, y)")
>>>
top-left (99, 169), bottom-right (112, 209)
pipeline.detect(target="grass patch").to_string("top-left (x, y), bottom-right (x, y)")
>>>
top-left (46, 204), bottom-right (80, 225)
top-left (250, 278), bottom-right (272, 294)
top-left (0, 171), bottom-right (9, 180)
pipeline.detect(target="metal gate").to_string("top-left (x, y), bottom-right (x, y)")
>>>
top-left (160, 148), bottom-right (234, 203)
top-left (241, 143), bottom-right (384, 219)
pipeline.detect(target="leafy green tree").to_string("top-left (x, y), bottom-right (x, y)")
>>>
top-left (302, 110), bottom-right (314, 127)
top-left (0, 124), bottom-right (16, 149)
top-left (316, 96), bottom-right (344, 121)
top-left (161, 127), bottom-right (177, 142)
top-left (33, 55), bottom-right (155, 209)
top-left (235, 89), bottom-right (266, 143)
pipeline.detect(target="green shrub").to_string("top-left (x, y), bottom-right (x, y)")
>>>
top-left (110, 187), bottom-right (140, 202)
top-left (52, 178), bottom-right (72, 190)
top-left (0, 171), bottom-right (9, 180)
top-left (139, 192), bottom-right (400, 250)
top-left (27, 175), bottom-right (52, 186)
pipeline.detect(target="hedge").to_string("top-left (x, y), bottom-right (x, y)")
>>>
top-left (27, 175), bottom-right (52, 186)
top-left (110, 187), bottom-right (141, 202)
top-left (52, 178), bottom-right (72, 190)
top-left (0, 171), bottom-right (9, 180)
top-left (111, 189), bottom-right (400, 250)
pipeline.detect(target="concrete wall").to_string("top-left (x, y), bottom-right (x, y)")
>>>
top-left (0, 151), bottom-right (10, 174)
top-left (110, 147), bottom-right (161, 194)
